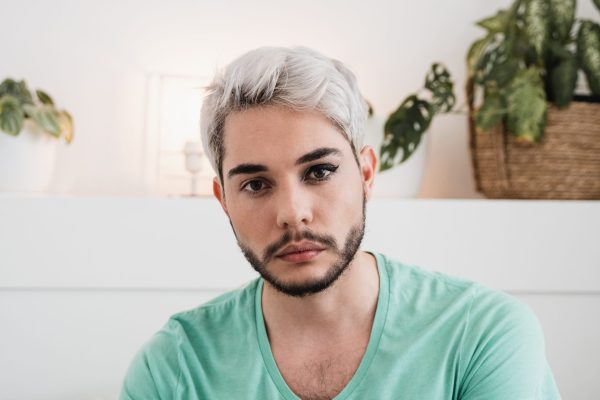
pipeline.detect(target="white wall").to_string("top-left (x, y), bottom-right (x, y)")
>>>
top-left (2, 0), bottom-right (598, 197)
top-left (1, 198), bottom-right (599, 399)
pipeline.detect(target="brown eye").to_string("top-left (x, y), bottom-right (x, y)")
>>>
top-left (305, 164), bottom-right (339, 181)
top-left (312, 168), bottom-right (328, 179)
top-left (242, 179), bottom-right (269, 194)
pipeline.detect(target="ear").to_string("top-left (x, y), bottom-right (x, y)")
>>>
top-left (213, 177), bottom-right (229, 217)
top-left (358, 146), bottom-right (377, 200)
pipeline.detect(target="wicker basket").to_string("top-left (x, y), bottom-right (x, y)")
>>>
top-left (469, 101), bottom-right (600, 199)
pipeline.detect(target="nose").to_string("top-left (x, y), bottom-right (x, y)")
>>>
top-left (275, 182), bottom-right (313, 229)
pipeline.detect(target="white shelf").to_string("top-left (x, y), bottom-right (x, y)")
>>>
top-left (1, 197), bottom-right (599, 292)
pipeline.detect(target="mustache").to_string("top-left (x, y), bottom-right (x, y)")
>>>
top-left (263, 229), bottom-right (338, 262)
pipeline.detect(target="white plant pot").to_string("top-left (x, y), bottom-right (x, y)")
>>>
top-left (0, 121), bottom-right (58, 193)
top-left (364, 115), bottom-right (429, 198)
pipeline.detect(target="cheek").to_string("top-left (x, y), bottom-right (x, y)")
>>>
top-left (316, 171), bottom-right (364, 225)
top-left (227, 197), bottom-right (272, 243)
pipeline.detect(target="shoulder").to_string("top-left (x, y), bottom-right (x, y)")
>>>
top-left (376, 253), bottom-right (559, 398)
top-left (379, 253), bottom-right (479, 311)
top-left (171, 278), bottom-right (259, 329)
top-left (379, 253), bottom-right (474, 291)
top-left (466, 283), bottom-right (541, 338)
top-left (120, 279), bottom-right (260, 399)
top-left (379, 253), bottom-right (544, 344)
top-left (457, 285), bottom-right (560, 398)
top-left (379, 253), bottom-right (535, 321)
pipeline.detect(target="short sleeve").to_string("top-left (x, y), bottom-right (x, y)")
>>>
top-left (457, 287), bottom-right (560, 400)
top-left (119, 320), bottom-right (182, 400)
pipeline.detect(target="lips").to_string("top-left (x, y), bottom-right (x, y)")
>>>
top-left (275, 242), bottom-right (325, 263)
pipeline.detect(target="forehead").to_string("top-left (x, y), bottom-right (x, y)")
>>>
top-left (222, 105), bottom-right (352, 168)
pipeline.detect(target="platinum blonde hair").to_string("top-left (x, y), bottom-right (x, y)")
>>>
top-left (200, 46), bottom-right (369, 180)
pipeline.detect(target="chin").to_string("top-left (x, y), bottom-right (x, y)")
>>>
top-left (262, 256), bottom-right (350, 298)
top-left (238, 218), bottom-right (365, 298)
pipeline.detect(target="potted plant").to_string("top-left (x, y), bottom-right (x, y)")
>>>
top-left (380, 0), bottom-right (600, 199)
top-left (0, 78), bottom-right (73, 192)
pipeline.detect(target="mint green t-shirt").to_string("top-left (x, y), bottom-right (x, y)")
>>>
top-left (120, 253), bottom-right (560, 399)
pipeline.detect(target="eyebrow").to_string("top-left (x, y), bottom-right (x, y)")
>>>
top-left (295, 147), bottom-right (342, 165)
top-left (227, 164), bottom-right (268, 178)
top-left (227, 147), bottom-right (342, 179)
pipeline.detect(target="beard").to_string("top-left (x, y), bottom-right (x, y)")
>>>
top-left (234, 196), bottom-right (366, 298)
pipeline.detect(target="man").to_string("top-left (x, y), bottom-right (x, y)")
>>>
top-left (121, 47), bottom-right (560, 399)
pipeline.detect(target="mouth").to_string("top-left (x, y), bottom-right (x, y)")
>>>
top-left (275, 242), bottom-right (325, 263)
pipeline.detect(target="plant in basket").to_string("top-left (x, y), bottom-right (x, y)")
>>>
top-left (467, 0), bottom-right (600, 141)
top-left (380, 0), bottom-right (600, 199)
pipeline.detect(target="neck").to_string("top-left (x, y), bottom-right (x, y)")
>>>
top-left (261, 251), bottom-right (379, 341)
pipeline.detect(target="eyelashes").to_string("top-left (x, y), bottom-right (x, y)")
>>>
top-left (240, 163), bottom-right (339, 195)
top-left (304, 163), bottom-right (339, 182)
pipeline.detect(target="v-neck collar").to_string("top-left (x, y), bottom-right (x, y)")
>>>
top-left (254, 252), bottom-right (390, 400)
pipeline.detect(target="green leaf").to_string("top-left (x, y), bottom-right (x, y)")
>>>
top-left (474, 39), bottom-right (522, 88)
top-left (506, 67), bottom-right (547, 142)
top-left (550, 53), bottom-right (577, 108)
top-left (525, 0), bottom-right (550, 61)
top-left (593, 0), bottom-right (600, 12)
top-left (510, 24), bottom-right (533, 60)
top-left (577, 20), bottom-right (600, 96)
top-left (380, 95), bottom-right (434, 171)
top-left (467, 35), bottom-right (495, 77)
top-left (0, 78), bottom-right (34, 105)
top-left (475, 92), bottom-right (507, 131)
top-left (23, 104), bottom-right (61, 137)
top-left (476, 10), bottom-right (510, 33)
top-left (424, 63), bottom-right (456, 112)
top-left (486, 57), bottom-right (521, 87)
top-left (36, 90), bottom-right (55, 106)
top-left (474, 42), bottom-right (504, 85)
top-left (548, 0), bottom-right (576, 42)
top-left (0, 95), bottom-right (25, 136)
top-left (547, 39), bottom-right (574, 60)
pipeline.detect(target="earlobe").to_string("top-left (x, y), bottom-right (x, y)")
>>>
top-left (359, 146), bottom-right (377, 200)
top-left (213, 177), bottom-right (229, 216)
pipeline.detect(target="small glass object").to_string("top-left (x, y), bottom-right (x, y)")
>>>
top-left (183, 140), bottom-right (203, 196)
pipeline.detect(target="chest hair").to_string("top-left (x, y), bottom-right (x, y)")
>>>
top-left (274, 345), bottom-right (366, 400)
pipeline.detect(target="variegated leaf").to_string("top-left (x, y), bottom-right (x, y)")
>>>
top-left (0, 95), bottom-right (24, 136)
top-left (380, 95), bottom-right (434, 170)
top-left (425, 63), bottom-right (456, 112)
top-left (475, 92), bottom-right (507, 131)
top-left (506, 67), bottom-right (547, 142)
top-left (486, 57), bottom-right (521, 87)
top-left (577, 20), bottom-right (600, 95)
top-left (0, 79), bottom-right (34, 105)
top-left (548, 0), bottom-right (576, 42)
top-left (525, 0), bottom-right (550, 60)
top-left (23, 104), bottom-right (61, 137)
top-left (467, 35), bottom-right (495, 76)
top-left (476, 10), bottom-right (510, 33)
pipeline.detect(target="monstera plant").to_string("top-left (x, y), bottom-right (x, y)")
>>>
top-left (0, 78), bottom-right (73, 143)
top-left (380, 0), bottom-right (600, 172)
top-left (379, 64), bottom-right (455, 171)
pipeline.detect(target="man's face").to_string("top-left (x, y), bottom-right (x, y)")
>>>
top-left (214, 105), bottom-right (375, 297)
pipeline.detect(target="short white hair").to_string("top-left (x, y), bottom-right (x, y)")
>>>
top-left (200, 46), bottom-right (368, 180)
